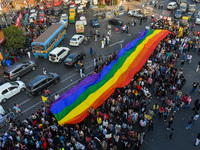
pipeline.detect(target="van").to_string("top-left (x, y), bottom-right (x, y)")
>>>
top-left (26, 73), bottom-right (60, 96)
top-left (4, 60), bottom-right (36, 81)
top-left (49, 47), bottom-right (70, 63)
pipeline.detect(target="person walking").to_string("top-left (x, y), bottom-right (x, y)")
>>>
top-left (101, 40), bottom-right (104, 48)
top-left (139, 118), bottom-right (147, 132)
top-left (80, 66), bottom-right (85, 79)
top-left (147, 119), bottom-right (154, 132)
top-left (45, 89), bottom-right (51, 99)
top-left (54, 93), bottom-right (60, 100)
top-left (94, 57), bottom-right (98, 67)
top-left (167, 116), bottom-right (174, 130)
top-left (196, 61), bottom-right (200, 72)
top-left (185, 96), bottom-right (192, 108)
top-left (168, 128), bottom-right (174, 140)
top-left (27, 51), bottom-right (31, 59)
top-left (140, 17), bottom-right (142, 25)
top-left (90, 47), bottom-right (93, 58)
top-left (43, 68), bottom-right (47, 75)
top-left (190, 81), bottom-right (199, 94)
top-left (186, 117), bottom-right (194, 130)
top-left (195, 132), bottom-right (200, 146)
top-left (176, 89), bottom-right (182, 101)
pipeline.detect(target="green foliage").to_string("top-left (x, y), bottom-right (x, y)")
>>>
top-left (113, 0), bottom-right (118, 5)
top-left (3, 25), bottom-right (25, 53)
top-left (98, 4), bottom-right (107, 8)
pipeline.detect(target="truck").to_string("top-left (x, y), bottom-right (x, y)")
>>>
top-left (75, 21), bottom-right (84, 33)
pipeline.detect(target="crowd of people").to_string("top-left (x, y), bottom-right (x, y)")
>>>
top-left (1, 7), bottom-right (200, 150)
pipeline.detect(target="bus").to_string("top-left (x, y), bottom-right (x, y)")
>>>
top-left (31, 23), bottom-right (66, 59)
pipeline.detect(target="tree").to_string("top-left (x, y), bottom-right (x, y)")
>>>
top-left (3, 25), bottom-right (25, 53)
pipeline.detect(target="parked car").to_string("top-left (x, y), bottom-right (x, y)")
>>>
top-left (195, 11), bottom-right (200, 24)
top-left (109, 18), bottom-right (123, 26)
top-left (53, 0), bottom-right (63, 6)
top-left (4, 60), bottom-right (36, 81)
top-left (26, 73), bottom-right (60, 96)
top-left (90, 19), bottom-right (100, 27)
top-left (174, 9), bottom-right (182, 19)
top-left (69, 34), bottom-right (85, 46)
top-left (167, 2), bottom-right (178, 10)
top-left (80, 16), bottom-right (87, 25)
top-left (0, 81), bottom-right (26, 103)
top-left (49, 47), bottom-right (70, 63)
top-left (39, 14), bottom-right (46, 22)
top-left (64, 51), bottom-right (86, 67)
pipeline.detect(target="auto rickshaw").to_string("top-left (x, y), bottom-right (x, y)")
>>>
top-left (69, 15), bottom-right (75, 23)
top-left (63, 1), bottom-right (68, 9)
top-left (181, 16), bottom-right (189, 27)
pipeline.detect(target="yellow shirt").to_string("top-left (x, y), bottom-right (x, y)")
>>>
top-left (97, 117), bottom-right (102, 124)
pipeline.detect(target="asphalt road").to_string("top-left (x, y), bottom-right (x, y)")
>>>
top-left (1, 0), bottom-right (200, 149)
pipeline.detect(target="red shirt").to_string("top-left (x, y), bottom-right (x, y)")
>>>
top-left (42, 142), bottom-right (47, 149)
top-left (103, 114), bottom-right (109, 120)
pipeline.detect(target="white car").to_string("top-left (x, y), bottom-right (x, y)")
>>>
top-left (80, 2), bottom-right (86, 8)
top-left (49, 47), bottom-right (70, 63)
top-left (30, 9), bottom-right (37, 15)
top-left (80, 16), bottom-right (87, 25)
top-left (70, 4), bottom-right (76, 10)
top-left (60, 14), bottom-right (68, 21)
top-left (167, 2), bottom-right (178, 10)
top-left (77, 6), bottom-right (84, 14)
top-left (0, 81), bottom-right (26, 103)
top-left (69, 35), bottom-right (85, 46)
top-left (75, 0), bottom-right (81, 4)
top-left (29, 13), bottom-right (37, 22)
top-left (195, 11), bottom-right (200, 24)
top-left (0, 105), bottom-right (5, 115)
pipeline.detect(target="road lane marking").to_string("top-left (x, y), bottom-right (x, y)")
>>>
top-left (18, 63), bottom-right (94, 107)
top-left (18, 98), bottom-right (31, 106)
top-left (109, 39), bottom-right (124, 47)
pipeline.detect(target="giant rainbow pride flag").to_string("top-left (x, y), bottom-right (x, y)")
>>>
top-left (50, 30), bottom-right (170, 125)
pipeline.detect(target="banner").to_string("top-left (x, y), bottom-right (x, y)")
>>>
top-left (0, 25), bottom-right (5, 45)
top-left (15, 13), bottom-right (22, 29)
